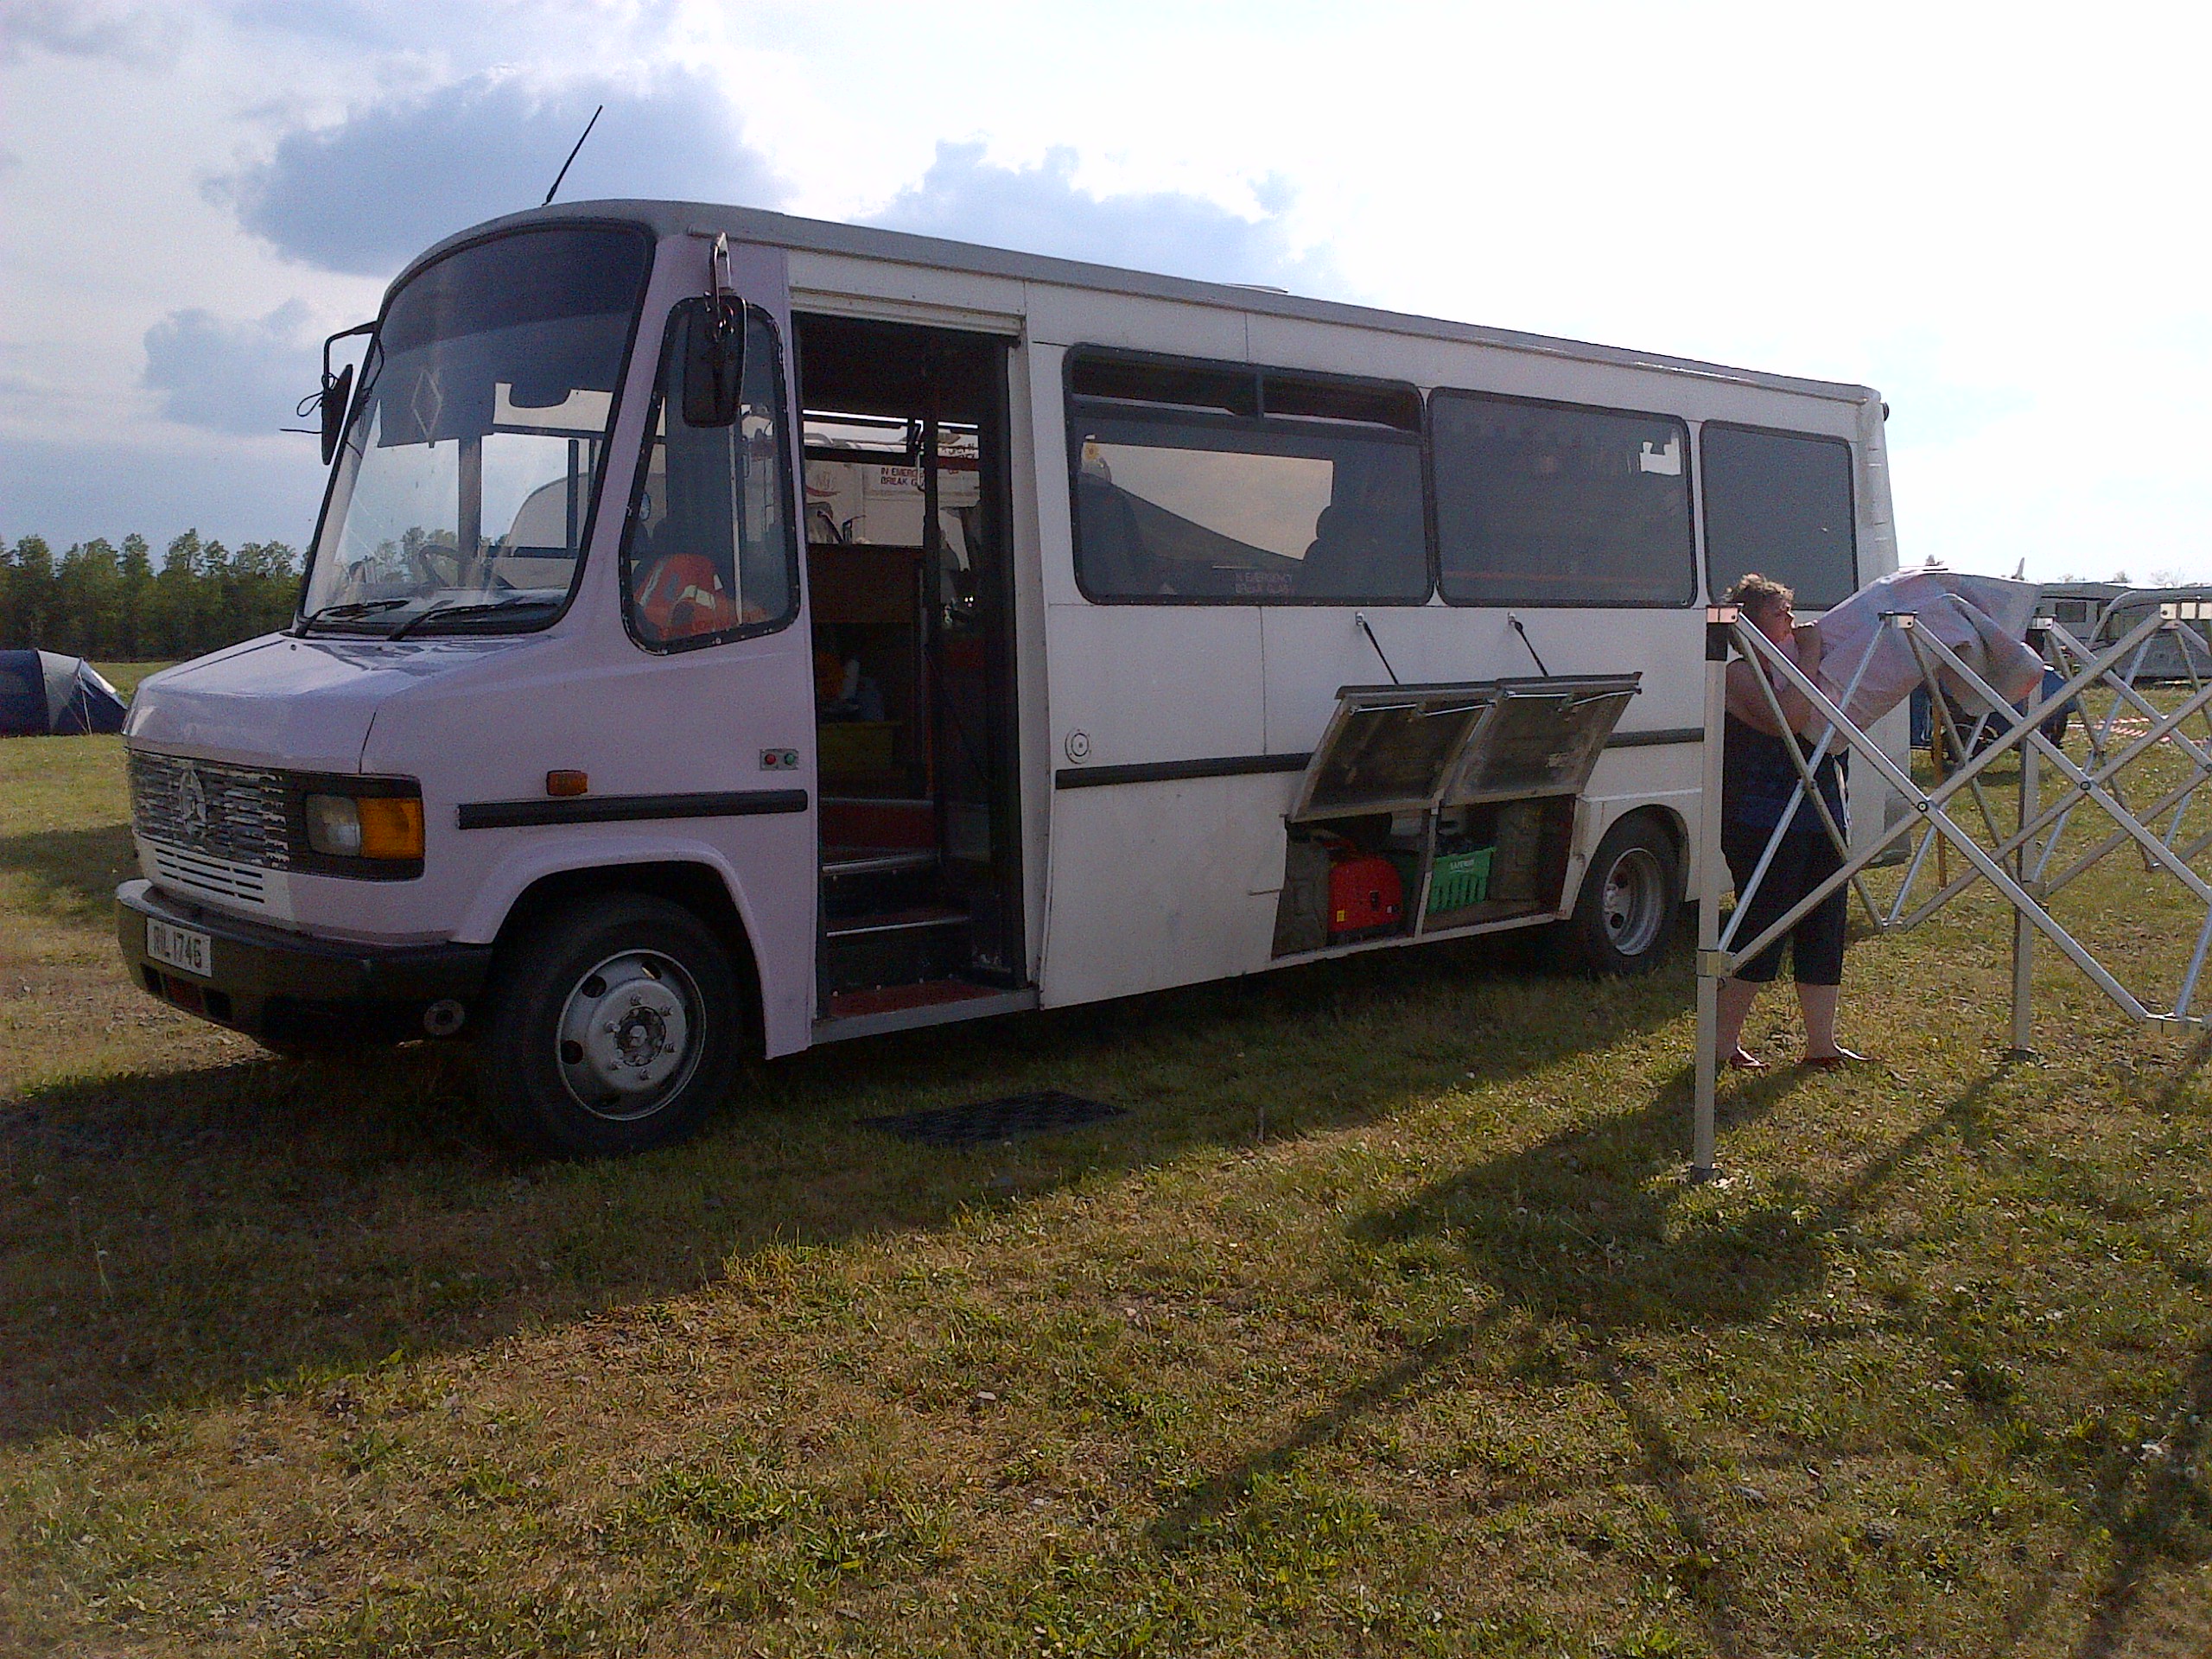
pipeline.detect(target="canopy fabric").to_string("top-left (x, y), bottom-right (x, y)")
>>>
top-left (0, 650), bottom-right (127, 736)
top-left (1815, 569), bottom-right (2045, 729)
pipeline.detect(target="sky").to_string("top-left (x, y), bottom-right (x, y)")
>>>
top-left (2, 0), bottom-right (2208, 583)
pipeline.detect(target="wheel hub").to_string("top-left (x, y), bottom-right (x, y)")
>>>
top-left (556, 951), bottom-right (700, 1119)
top-left (1600, 846), bottom-right (1666, 957)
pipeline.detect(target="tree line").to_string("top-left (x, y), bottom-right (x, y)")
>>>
top-left (0, 532), bottom-right (302, 663)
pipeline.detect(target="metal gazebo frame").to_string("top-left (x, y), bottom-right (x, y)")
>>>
top-left (1691, 601), bottom-right (2212, 1179)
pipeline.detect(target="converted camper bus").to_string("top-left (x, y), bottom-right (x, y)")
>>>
top-left (116, 202), bottom-right (1899, 1153)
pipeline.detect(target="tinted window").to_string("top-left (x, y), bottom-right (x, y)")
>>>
top-left (1069, 355), bottom-right (1256, 416)
top-left (622, 303), bottom-right (798, 650)
top-left (1070, 355), bottom-right (1427, 604)
top-left (1432, 393), bottom-right (1694, 608)
top-left (302, 224), bottom-right (650, 633)
top-left (1701, 424), bottom-right (1857, 608)
top-left (380, 227), bottom-right (650, 354)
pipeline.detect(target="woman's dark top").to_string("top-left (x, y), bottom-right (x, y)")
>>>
top-left (1723, 712), bottom-right (1847, 836)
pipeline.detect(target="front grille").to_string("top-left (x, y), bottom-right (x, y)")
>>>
top-left (149, 842), bottom-right (270, 906)
top-left (128, 748), bottom-right (294, 872)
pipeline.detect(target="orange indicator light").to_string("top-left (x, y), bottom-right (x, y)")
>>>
top-left (356, 797), bottom-right (425, 860)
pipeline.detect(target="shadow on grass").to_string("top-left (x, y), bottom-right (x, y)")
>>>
top-left (2151, 1031), bottom-right (2212, 1114)
top-left (1150, 1071), bottom-right (2007, 1657)
top-left (0, 929), bottom-right (1683, 1446)
top-left (0, 823), bottom-right (137, 920)
top-left (2068, 1340), bottom-right (2212, 1659)
top-left (1987, 1333), bottom-right (2212, 1657)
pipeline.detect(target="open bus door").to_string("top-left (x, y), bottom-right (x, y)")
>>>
top-left (795, 315), bottom-right (1027, 1029)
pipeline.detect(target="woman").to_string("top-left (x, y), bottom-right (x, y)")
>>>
top-left (1716, 573), bottom-right (1864, 1070)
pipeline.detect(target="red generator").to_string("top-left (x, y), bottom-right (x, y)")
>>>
top-left (1327, 853), bottom-right (1403, 942)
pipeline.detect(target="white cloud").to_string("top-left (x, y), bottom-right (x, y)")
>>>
top-left (0, 0), bottom-right (185, 66)
top-left (216, 66), bottom-right (785, 277)
top-left (141, 301), bottom-right (319, 435)
top-left (868, 142), bottom-right (1345, 296)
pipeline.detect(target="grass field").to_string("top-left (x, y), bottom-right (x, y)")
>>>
top-left (1, 698), bottom-right (2209, 1656)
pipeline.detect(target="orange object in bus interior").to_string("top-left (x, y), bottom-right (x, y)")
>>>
top-left (1327, 853), bottom-right (1402, 941)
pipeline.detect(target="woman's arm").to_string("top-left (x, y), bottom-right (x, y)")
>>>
top-left (1726, 658), bottom-right (1784, 734)
top-left (1727, 626), bottom-right (1827, 736)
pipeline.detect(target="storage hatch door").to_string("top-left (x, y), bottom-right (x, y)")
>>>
top-left (1444, 676), bottom-right (1640, 806)
top-left (1286, 683), bottom-right (1494, 823)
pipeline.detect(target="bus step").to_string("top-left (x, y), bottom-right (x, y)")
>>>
top-left (823, 847), bottom-right (942, 918)
top-left (825, 979), bottom-right (1002, 1021)
top-left (823, 848), bottom-right (938, 879)
top-left (825, 906), bottom-right (969, 992)
top-left (824, 906), bottom-right (969, 941)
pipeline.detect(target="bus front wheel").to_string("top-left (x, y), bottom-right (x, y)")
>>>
top-left (1562, 816), bottom-right (1681, 976)
top-left (476, 893), bottom-right (741, 1156)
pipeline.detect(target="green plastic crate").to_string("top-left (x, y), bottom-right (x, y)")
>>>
top-left (1427, 846), bottom-right (1493, 912)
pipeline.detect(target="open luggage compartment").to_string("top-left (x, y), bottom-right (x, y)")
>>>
top-left (1271, 676), bottom-right (1639, 956)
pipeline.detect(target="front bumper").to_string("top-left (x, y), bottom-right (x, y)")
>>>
top-left (117, 879), bottom-right (493, 1045)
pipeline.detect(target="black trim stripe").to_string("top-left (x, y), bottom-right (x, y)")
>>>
top-left (457, 789), bottom-right (809, 830)
top-left (1605, 728), bottom-right (1703, 749)
top-left (1055, 753), bottom-right (1310, 791)
top-left (1053, 728), bottom-right (1700, 792)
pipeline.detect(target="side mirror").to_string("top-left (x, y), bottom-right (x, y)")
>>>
top-left (681, 301), bottom-right (744, 428)
top-left (319, 362), bottom-right (354, 465)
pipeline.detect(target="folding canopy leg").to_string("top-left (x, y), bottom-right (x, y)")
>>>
top-left (1692, 608), bottom-right (1731, 1182)
top-left (2008, 721), bottom-right (2039, 1058)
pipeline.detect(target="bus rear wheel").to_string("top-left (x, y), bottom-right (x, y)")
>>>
top-left (477, 893), bottom-right (740, 1156)
top-left (1562, 815), bottom-right (1681, 976)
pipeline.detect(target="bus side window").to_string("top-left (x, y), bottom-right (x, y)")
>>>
top-left (623, 302), bottom-right (798, 650)
top-left (1067, 354), bottom-right (1427, 607)
top-left (1432, 392), bottom-right (1695, 610)
top-left (1700, 424), bottom-right (1857, 609)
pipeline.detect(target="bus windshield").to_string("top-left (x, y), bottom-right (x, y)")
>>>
top-left (300, 225), bottom-right (653, 636)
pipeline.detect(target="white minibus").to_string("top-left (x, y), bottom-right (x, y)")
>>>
top-left (116, 200), bottom-right (1899, 1153)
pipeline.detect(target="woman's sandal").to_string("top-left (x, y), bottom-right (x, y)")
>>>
top-left (1800, 1046), bottom-right (1871, 1069)
top-left (1725, 1050), bottom-right (1767, 1071)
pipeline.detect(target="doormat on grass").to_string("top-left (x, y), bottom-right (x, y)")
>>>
top-left (863, 1090), bottom-right (1125, 1148)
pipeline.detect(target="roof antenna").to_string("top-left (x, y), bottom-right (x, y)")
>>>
top-left (542, 104), bottom-right (604, 207)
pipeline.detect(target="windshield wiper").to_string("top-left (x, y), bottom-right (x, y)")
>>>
top-left (385, 594), bottom-right (563, 640)
top-left (296, 598), bottom-right (412, 632)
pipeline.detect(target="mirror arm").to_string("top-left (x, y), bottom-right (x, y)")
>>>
top-left (306, 321), bottom-right (378, 466)
top-left (709, 232), bottom-right (736, 313)
top-left (321, 320), bottom-right (377, 388)
top-left (678, 232), bottom-right (747, 427)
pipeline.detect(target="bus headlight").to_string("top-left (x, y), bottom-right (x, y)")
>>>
top-left (302, 788), bottom-right (425, 864)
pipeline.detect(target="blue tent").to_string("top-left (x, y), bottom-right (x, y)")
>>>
top-left (0, 650), bottom-right (128, 736)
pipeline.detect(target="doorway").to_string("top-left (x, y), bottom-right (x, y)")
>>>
top-left (794, 314), bottom-right (1025, 1018)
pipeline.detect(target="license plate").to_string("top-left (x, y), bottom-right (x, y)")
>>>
top-left (146, 917), bottom-right (213, 978)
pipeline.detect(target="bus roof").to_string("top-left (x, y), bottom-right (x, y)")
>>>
top-left (401, 199), bottom-right (1880, 408)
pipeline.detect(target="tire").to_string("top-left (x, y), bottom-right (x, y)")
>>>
top-left (1561, 815), bottom-right (1681, 976)
top-left (475, 893), bottom-right (742, 1156)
